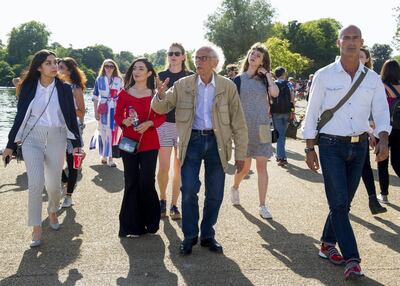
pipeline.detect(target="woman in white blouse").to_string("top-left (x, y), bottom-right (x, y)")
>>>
top-left (2, 50), bottom-right (82, 247)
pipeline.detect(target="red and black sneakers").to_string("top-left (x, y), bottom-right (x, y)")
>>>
top-left (344, 261), bottom-right (364, 280)
top-left (318, 243), bottom-right (345, 265)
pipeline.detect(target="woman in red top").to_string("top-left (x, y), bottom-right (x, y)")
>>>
top-left (114, 58), bottom-right (165, 237)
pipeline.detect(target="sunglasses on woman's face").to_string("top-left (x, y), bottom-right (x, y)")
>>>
top-left (104, 65), bottom-right (115, 69)
top-left (167, 51), bottom-right (182, 57)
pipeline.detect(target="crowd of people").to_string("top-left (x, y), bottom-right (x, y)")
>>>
top-left (2, 24), bottom-right (400, 281)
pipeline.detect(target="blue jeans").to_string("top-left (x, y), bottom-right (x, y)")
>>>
top-left (180, 132), bottom-right (225, 240)
top-left (318, 134), bottom-right (368, 262)
top-left (272, 113), bottom-right (290, 160)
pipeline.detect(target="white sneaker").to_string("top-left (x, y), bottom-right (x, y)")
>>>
top-left (230, 187), bottom-right (240, 205)
top-left (61, 196), bottom-right (73, 208)
top-left (259, 206), bottom-right (272, 219)
top-left (377, 194), bottom-right (389, 204)
top-left (108, 159), bottom-right (117, 167)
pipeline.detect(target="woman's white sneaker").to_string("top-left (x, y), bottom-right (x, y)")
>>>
top-left (61, 196), bottom-right (73, 208)
top-left (259, 206), bottom-right (272, 219)
top-left (377, 194), bottom-right (389, 204)
top-left (230, 187), bottom-right (240, 205)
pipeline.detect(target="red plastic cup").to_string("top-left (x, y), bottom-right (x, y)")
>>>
top-left (73, 152), bottom-right (84, 169)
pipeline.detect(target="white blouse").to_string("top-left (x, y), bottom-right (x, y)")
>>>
top-left (27, 80), bottom-right (66, 127)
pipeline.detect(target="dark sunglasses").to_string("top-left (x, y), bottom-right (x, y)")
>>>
top-left (104, 64), bottom-right (115, 69)
top-left (167, 51), bottom-right (182, 57)
top-left (193, 56), bottom-right (214, 62)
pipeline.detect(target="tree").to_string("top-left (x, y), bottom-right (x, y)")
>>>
top-left (144, 49), bottom-right (167, 72)
top-left (371, 44), bottom-right (393, 73)
top-left (265, 37), bottom-right (311, 76)
top-left (0, 47), bottom-right (7, 62)
top-left (276, 18), bottom-right (341, 75)
top-left (186, 50), bottom-right (196, 71)
top-left (394, 6), bottom-right (400, 50)
top-left (7, 21), bottom-right (50, 65)
top-left (205, 0), bottom-right (275, 64)
top-left (0, 61), bottom-right (15, 86)
top-left (115, 51), bottom-right (135, 73)
top-left (81, 45), bottom-right (114, 72)
top-left (80, 65), bottom-right (97, 88)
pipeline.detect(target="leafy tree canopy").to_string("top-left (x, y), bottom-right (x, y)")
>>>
top-left (0, 61), bottom-right (15, 86)
top-left (265, 37), bottom-right (311, 76)
top-left (7, 21), bottom-right (50, 65)
top-left (371, 43), bottom-right (393, 73)
top-left (205, 0), bottom-right (275, 64)
top-left (274, 18), bottom-right (341, 75)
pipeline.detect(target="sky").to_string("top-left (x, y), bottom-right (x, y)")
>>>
top-left (0, 0), bottom-right (399, 60)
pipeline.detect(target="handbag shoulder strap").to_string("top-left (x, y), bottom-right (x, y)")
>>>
top-left (317, 66), bottom-right (368, 130)
top-left (20, 84), bottom-right (56, 145)
top-left (137, 98), bottom-right (155, 146)
top-left (330, 66), bottom-right (368, 113)
top-left (386, 83), bottom-right (400, 98)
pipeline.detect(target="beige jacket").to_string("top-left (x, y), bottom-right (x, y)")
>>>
top-left (151, 73), bottom-right (248, 172)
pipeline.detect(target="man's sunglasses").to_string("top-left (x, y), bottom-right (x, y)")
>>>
top-left (167, 52), bottom-right (182, 57)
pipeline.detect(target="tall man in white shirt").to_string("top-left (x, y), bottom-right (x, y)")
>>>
top-left (152, 46), bottom-right (248, 255)
top-left (302, 25), bottom-right (391, 280)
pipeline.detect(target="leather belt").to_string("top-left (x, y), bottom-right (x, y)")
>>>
top-left (319, 133), bottom-right (368, 143)
top-left (192, 129), bottom-right (214, 136)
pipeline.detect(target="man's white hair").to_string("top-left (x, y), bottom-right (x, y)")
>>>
top-left (196, 42), bottom-right (225, 72)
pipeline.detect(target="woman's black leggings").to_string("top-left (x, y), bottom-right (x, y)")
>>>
top-left (61, 152), bottom-right (78, 194)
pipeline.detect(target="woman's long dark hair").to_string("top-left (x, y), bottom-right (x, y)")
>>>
top-left (17, 49), bottom-right (57, 96)
top-left (58, 57), bottom-right (87, 90)
top-left (124, 58), bottom-right (157, 90)
top-left (381, 59), bottom-right (400, 85)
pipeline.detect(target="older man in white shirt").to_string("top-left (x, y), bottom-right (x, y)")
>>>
top-left (302, 25), bottom-right (391, 280)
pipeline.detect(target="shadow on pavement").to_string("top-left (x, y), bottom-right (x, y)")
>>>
top-left (350, 214), bottom-right (400, 254)
top-left (237, 207), bottom-right (383, 286)
top-left (0, 208), bottom-right (83, 286)
top-left (117, 235), bottom-right (177, 285)
top-left (285, 149), bottom-right (306, 162)
top-left (163, 219), bottom-right (254, 286)
top-left (387, 202), bottom-right (400, 213)
top-left (285, 163), bottom-right (324, 183)
top-left (0, 172), bottom-right (28, 194)
top-left (90, 165), bottom-right (124, 193)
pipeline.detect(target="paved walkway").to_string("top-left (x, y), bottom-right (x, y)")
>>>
top-left (0, 105), bottom-right (399, 285)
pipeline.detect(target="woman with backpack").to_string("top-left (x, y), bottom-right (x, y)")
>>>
top-left (230, 42), bottom-right (279, 219)
top-left (377, 59), bottom-right (400, 204)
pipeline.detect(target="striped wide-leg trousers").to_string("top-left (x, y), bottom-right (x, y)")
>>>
top-left (22, 125), bottom-right (67, 226)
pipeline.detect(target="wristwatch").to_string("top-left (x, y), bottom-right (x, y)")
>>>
top-left (304, 147), bottom-right (315, 154)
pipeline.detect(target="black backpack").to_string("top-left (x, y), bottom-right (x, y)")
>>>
top-left (270, 80), bottom-right (292, 114)
top-left (387, 84), bottom-right (400, 129)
